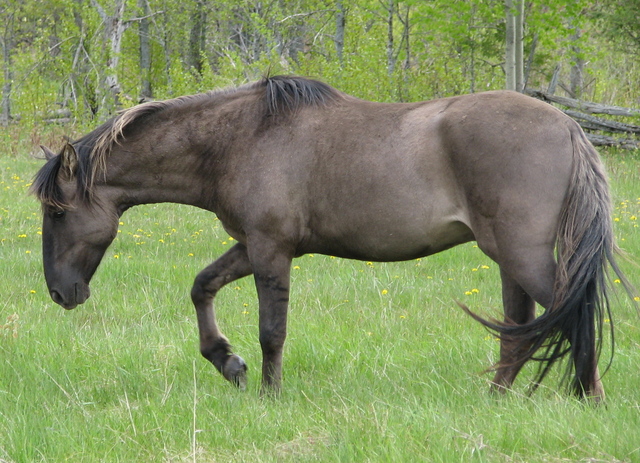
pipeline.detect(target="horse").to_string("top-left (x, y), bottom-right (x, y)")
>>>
top-left (32, 75), bottom-right (631, 400)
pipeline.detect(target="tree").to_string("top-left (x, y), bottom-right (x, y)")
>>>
top-left (504, 0), bottom-right (524, 91)
top-left (596, 0), bottom-right (640, 57)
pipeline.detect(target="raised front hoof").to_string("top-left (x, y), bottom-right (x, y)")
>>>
top-left (222, 355), bottom-right (247, 390)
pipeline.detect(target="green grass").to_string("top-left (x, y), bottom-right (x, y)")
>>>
top-left (1, 146), bottom-right (639, 462)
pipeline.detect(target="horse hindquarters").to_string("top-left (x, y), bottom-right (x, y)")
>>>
top-left (470, 127), bottom-right (615, 400)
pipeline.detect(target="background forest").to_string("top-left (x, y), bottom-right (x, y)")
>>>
top-left (2, 2), bottom-right (640, 461)
top-left (1, 0), bottom-right (639, 131)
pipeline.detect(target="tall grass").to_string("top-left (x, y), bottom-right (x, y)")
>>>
top-left (0, 148), bottom-right (638, 462)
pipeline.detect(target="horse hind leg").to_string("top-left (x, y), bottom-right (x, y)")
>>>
top-left (491, 251), bottom-right (605, 401)
top-left (490, 268), bottom-right (538, 393)
top-left (190, 243), bottom-right (253, 389)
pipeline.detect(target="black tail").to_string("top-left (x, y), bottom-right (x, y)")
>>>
top-left (467, 125), bottom-right (634, 397)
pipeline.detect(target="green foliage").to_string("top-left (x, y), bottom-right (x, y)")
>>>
top-left (1, 0), bottom-right (638, 125)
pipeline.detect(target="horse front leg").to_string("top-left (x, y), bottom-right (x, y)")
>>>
top-left (247, 241), bottom-right (293, 395)
top-left (191, 243), bottom-right (253, 389)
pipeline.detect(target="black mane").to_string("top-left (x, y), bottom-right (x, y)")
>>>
top-left (261, 75), bottom-right (341, 116)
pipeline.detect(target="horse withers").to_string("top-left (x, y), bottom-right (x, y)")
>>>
top-left (32, 76), bottom-right (631, 399)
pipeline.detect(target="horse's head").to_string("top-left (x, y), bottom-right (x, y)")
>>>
top-left (33, 144), bottom-right (120, 309)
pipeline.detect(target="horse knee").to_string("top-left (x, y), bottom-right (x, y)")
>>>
top-left (190, 272), bottom-right (218, 305)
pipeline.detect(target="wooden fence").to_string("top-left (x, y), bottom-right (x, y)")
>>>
top-left (525, 89), bottom-right (640, 150)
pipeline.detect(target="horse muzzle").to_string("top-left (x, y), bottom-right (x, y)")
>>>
top-left (49, 282), bottom-right (91, 310)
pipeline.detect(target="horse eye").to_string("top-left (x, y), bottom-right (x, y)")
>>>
top-left (52, 210), bottom-right (66, 219)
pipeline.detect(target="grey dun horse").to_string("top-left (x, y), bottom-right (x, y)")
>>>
top-left (33, 76), bottom-right (632, 399)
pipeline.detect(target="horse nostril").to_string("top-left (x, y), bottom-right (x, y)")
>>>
top-left (50, 290), bottom-right (64, 305)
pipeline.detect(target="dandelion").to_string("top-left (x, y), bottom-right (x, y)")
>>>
top-left (465, 291), bottom-right (473, 295)
top-left (399, 315), bottom-right (406, 319)
top-left (113, 254), bottom-right (120, 259)
top-left (614, 218), bottom-right (620, 222)
top-left (293, 265), bottom-right (301, 270)
top-left (234, 286), bottom-right (242, 290)
top-left (30, 290), bottom-right (36, 294)
top-left (17, 234), bottom-right (26, 238)
top-left (25, 250), bottom-right (31, 254)
top-left (472, 268), bottom-right (478, 272)
top-left (480, 265), bottom-right (490, 269)
top-left (614, 279), bottom-right (621, 284)
top-left (366, 262), bottom-right (374, 267)
top-left (630, 216), bottom-right (637, 221)
top-left (188, 253), bottom-right (194, 257)
top-left (472, 288), bottom-right (479, 293)
top-left (381, 289), bottom-right (388, 295)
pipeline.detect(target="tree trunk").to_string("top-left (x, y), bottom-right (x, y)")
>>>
top-left (504, 0), bottom-right (523, 91)
top-left (515, 0), bottom-right (524, 91)
top-left (504, 0), bottom-right (516, 90)
top-left (386, 0), bottom-right (395, 76)
top-left (335, 0), bottom-right (345, 66)
top-left (0, 10), bottom-right (14, 125)
top-left (569, 27), bottom-right (584, 98)
top-left (1, 28), bottom-right (13, 125)
top-left (138, 0), bottom-right (152, 100)
top-left (91, 0), bottom-right (129, 114)
top-left (188, 0), bottom-right (207, 74)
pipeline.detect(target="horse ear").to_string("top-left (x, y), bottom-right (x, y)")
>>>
top-left (60, 143), bottom-right (79, 179)
top-left (40, 145), bottom-right (57, 160)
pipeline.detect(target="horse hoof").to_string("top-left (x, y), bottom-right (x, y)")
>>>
top-left (223, 355), bottom-right (247, 390)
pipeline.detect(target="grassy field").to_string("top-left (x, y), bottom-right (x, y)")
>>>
top-left (1, 141), bottom-right (639, 462)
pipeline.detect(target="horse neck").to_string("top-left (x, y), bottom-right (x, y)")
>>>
top-left (102, 110), bottom-right (233, 211)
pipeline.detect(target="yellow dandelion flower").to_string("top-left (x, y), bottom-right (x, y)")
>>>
top-left (634, 296), bottom-right (640, 302)
top-left (381, 289), bottom-right (388, 295)
top-left (481, 265), bottom-right (490, 269)
top-left (188, 253), bottom-right (194, 257)
top-left (472, 268), bottom-right (478, 272)
top-left (293, 265), bottom-right (301, 270)
top-left (614, 279), bottom-right (621, 284)
top-left (366, 262), bottom-right (374, 267)
top-left (30, 290), bottom-right (36, 294)
top-left (465, 291), bottom-right (473, 295)
top-left (471, 288), bottom-right (480, 293)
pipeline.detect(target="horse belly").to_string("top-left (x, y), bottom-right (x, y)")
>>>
top-left (305, 211), bottom-right (474, 262)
